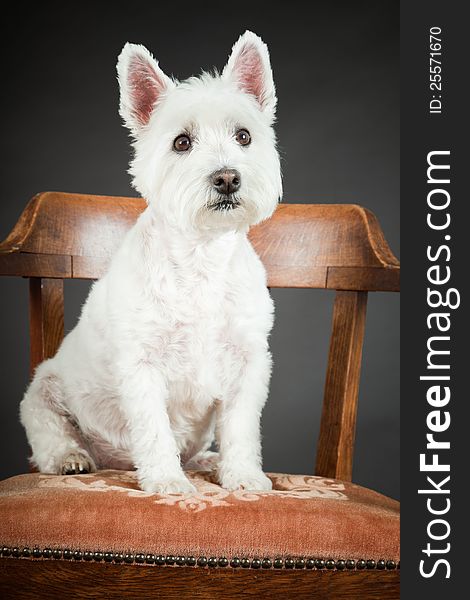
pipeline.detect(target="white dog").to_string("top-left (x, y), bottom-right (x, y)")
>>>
top-left (20, 31), bottom-right (282, 494)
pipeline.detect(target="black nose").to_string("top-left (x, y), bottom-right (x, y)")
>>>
top-left (211, 168), bottom-right (241, 195)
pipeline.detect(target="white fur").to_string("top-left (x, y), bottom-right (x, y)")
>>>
top-left (20, 31), bottom-right (282, 494)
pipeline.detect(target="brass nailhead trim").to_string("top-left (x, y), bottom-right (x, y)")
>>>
top-left (306, 558), bottom-right (315, 569)
top-left (285, 558), bottom-right (295, 569)
top-left (0, 545), bottom-right (400, 571)
top-left (262, 558), bottom-right (272, 569)
top-left (230, 557), bottom-right (241, 568)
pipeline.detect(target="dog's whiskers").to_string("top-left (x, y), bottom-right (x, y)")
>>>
top-left (207, 194), bottom-right (242, 212)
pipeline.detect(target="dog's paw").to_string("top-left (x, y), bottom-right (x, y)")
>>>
top-left (140, 475), bottom-right (197, 495)
top-left (60, 451), bottom-right (96, 475)
top-left (219, 468), bottom-right (273, 492)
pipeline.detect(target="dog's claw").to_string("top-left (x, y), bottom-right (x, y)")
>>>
top-left (61, 452), bottom-right (95, 475)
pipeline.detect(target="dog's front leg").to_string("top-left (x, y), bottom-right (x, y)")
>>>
top-left (120, 364), bottom-right (196, 495)
top-left (216, 349), bottom-right (272, 491)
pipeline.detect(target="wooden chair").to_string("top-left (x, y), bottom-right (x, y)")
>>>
top-left (0, 192), bottom-right (400, 599)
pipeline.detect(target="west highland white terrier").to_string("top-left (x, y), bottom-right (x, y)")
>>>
top-left (20, 31), bottom-right (282, 494)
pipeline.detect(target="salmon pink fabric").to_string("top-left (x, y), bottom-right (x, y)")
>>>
top-left (0, 470), bottom-right (399, 561)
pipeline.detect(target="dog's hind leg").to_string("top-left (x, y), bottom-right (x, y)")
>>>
top-left (20, 360), bottom-right (96, 475)
top-left (184, 450), bottom-right (219, 471)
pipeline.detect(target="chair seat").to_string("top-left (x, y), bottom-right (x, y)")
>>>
top-left (0, 470), bottom-right (399, 569)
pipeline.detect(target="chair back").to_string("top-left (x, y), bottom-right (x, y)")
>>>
top-left (0, 192), bottom-right (399, 481)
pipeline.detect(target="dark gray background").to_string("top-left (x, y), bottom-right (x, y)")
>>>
top-left (0, 2), bottom-right (399, 499)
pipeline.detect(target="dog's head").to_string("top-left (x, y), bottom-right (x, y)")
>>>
top-left (117, 31), bottom-right (282, 233)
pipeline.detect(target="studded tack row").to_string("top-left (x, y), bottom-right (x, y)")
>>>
top-left (1, 546), bottom-right (399, 571)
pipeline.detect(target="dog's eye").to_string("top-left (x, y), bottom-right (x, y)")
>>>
top-left (173, 134), bottom-right (191, 152)
top-left (235, 129), bottom-right (251, 146)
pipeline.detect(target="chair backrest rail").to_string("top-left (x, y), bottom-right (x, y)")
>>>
top-left (0, 192), bottom-right (400, 291)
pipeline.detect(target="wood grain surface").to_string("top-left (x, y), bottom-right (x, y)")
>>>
top-left (0, 192), bottom-right (399, 291)
top-left (29, 278), bottom-right (64, 376)
top-left (315, 291), bottom-right (368, 480)
top-left (0, 559), bottom-right (400, 600)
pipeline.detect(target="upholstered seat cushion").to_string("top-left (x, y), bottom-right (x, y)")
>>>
top-left (0, 470), bottom-right (399, 565)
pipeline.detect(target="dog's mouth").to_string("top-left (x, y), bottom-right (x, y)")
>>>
top-left (208, 195), bottom-right (241, 212)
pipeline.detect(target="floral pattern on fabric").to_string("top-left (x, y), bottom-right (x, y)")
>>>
top-left (37, 470), bottom-right (348, 513)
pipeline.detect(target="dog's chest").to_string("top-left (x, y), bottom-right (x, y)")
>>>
top-left (148, 239), bottom-right (240, 394)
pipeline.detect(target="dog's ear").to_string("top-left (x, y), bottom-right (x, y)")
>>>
top-left (117, 43), bottom-right (174, 132)
top-left (223, 31), bottom-right (277, 120)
